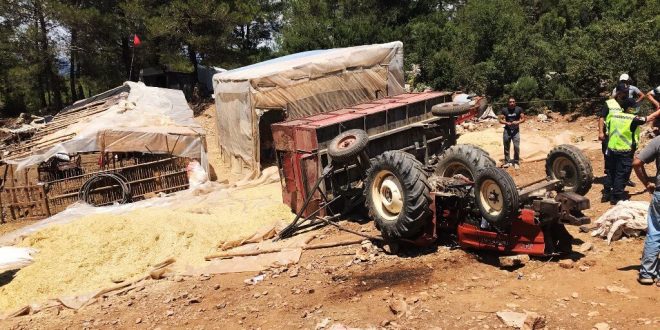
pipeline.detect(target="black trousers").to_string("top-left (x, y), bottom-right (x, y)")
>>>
top-left (604, 150), bottom-right (633, 200)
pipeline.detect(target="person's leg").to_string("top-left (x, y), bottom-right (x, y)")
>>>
top-left (512, 131), bottom-right (520, 165)
top-left (603, 151), bottom-right (615, 200)
top-left (610, 153), bottom-right (626, 203)
top-left (640, 191), bottom-right (660, 282)
top-left (602, 138), bottom-right (608, 175)
top-left (503, 130), bottom-right (511, 165)
top-left (621, 155), bottom-right (634, 200)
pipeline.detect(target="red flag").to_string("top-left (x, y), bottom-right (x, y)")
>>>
top-left (133, 34), bottom-right (141, 47)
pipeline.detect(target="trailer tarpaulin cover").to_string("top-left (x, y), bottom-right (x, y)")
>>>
top-left (3, 82), bottom-right (206, 171)
top-left (213, 41), bottom-right (405, 175)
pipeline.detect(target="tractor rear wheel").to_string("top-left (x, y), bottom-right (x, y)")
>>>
top-left (545, 144), bottom-right (593, 195)
top-left (474, 167), bottom-right (519, 226)
top-left (327, 129), bottom-right (369, 164)
top-left (365, 151), bottom-right (432, 239)
top-left (434, 144), bottom-right (496, 180)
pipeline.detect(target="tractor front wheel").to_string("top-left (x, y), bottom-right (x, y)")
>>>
top-left (474, 167), bottom-right (519, 226)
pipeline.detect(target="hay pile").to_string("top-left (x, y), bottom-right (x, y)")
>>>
top-left (0, 182), bottom-right (292, 312)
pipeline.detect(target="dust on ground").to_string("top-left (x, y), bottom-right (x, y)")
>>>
top-left (2, 114), bottom-right (660, 329)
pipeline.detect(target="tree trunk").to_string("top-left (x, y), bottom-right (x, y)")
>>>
top-left (187, 43), bottom-right (199, 99)
top-left (121, 36), bottom-right (131, 80)
top-left (69, 28), bottom-right (78, 102)
top-left (36, 0), bottom-right (62, 110)
top-left (32, 6), bottom-right (47, 109)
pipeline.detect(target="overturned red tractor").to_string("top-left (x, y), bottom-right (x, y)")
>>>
top-left (272, 92), bottom-right (593, 256)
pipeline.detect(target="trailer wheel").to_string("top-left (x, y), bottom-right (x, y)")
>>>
top-left (365, 151), bottom-right (432, 239)
top-left (327, 129), bottom-right (369, 164)
top-left (475, 167), bottom-right (519, 225)
top-left (431, 102), bottom-right (472, 117)
top-left (545, 144), bottom-right (593, 195)
top-left (434, 144), bottom-right (496, 180)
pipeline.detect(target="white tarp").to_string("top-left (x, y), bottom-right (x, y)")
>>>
top-left (213, 41), bottom-right (405, 176)
top-left (591, 200), bottom-right (649, 244)
top-left (3, 82), bottom-right (207, 171)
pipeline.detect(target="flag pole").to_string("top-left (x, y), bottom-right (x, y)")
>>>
top-left (129, 44), bottom-right (135, 81)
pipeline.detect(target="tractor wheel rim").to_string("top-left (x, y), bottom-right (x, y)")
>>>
top-left (552, 157), bottom-right (577, 189)
top-left (337, 135), bottom-right (357, 150)
top-left (480, 179), bottom-right (503, 216)
top-left (371, 170), bottom-right (403, 221)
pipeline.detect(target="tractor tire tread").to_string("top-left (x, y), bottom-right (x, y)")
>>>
top-left (545, 144), bottom-right (593, 195)
top-left (365, 151), bottom-right (431, 239)
top-left (475, 167), bottom-right (520, 226)
top-left (327, 129), bottom-right (369, 164)
top-left (435, 144), bottom-right (496, 180)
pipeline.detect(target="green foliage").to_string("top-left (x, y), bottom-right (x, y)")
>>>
top-left (508, 76), bottom-right (539, 101)
top-left (1, 0), bottom-right (659, 116)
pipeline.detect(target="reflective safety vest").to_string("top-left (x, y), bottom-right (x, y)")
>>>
top-left (606, 99), bottom-right (640, 152)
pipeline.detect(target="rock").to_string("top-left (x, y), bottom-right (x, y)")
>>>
top-left (389, 299), bottom-right (408, 316)
top-left (110, 276), bottom-right (125, 284)
top-left (571, 292), bottom-right (579, 299)
top-left (166, 310), bottom-right (174, 317)
top-left (499, 255), bottom-right (530, 267)
top-left (496, 311), bottom-right (526, 328)
top-left (496, 311), bottom-right (545, 329)
top-left (537, 114), bottom-right (549, 122)
top-left (579, 242), bottom-right (594, 253)
top-left (606, 285), bottom-right (630, 294)
top-left (523, 312), bottom-right (546, 330)
top-left (213, 284), bottom-right (221, 290)
top-left (559, 259), bottom-right (575, 269)
top-left (315, 318), bottom-right (331, 330)
top-left (579, 265), bottom-right (590, 272)
top-left (135, 318), bottom-right (142, 324)
top-left (289, 266), bottom-right (300, 278)
top-left (593, 322), bottom-right (610, 330)
top-left (215, 303), bottom-right (227, 309)
top-left (587, 311), bottom-right (600, 317)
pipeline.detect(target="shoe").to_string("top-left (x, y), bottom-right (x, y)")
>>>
top-left (627, 180), bottom-right (636, 187)
top-left (502, 163), bottom-right (511, 168)
top-left (601, 195), bottom-right (610, 203)
top-left (638, 277), bottom-right (655, 285)
top-left (513, 164), bottom-right (520, 170)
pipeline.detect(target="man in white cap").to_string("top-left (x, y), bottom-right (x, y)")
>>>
top-left (611, 73), bottom-right (645, 102)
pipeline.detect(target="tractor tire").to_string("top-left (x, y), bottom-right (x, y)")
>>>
top-left (475, 167), bottom-right (519, 226)
top-left (364, 150), bottom-right (432, 239)
top-left (327, 129), bottom-right (369, 164)
top-left (431, 102), bottom-right (472, 117)
top-left (545, 144), bottom-right (593, 195)
top-left (434, 144), bottom-right (496, 180)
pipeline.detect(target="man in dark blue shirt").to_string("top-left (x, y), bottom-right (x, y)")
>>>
top-left (498, 97), bottom-right (526, 169)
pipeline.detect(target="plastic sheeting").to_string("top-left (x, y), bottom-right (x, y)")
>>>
top-left (213, 41), bottom-right (405, 175)
top-left (3, 82), bottom-right (206, 171)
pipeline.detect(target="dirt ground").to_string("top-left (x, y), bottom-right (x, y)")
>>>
top-left (2, 114), bottom-right (659, 330)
